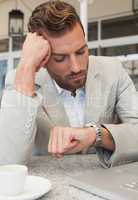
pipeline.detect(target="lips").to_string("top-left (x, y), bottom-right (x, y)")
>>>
top-left (72, 73), bottom-right (86, 80)
top-left (65, 71), bottom-right (87, 81)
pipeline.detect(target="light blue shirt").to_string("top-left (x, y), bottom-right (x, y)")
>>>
top-left (54, 82), bottom-right (85, 128)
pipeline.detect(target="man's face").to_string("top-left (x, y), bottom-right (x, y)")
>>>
top-left (45, 23), bottom-right (89, 91)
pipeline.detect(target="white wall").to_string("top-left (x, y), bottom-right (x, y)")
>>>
top-left (0, 0), bottom-right (133, 38)
top-left (88, 0), bottom-right (133, 20)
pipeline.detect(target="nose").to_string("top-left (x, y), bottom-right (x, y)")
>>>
top-left (70, 54), bottom-right (81, 73)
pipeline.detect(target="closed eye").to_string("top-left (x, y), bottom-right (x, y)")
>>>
top-left (76, 44), bottom-right (88, 55)
top-left (53, 55), bottom-right (66, 62)
top-left (76, 50), bottom-right (85, 55)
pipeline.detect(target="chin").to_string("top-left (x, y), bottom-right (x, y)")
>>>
top-left (72, 79), bottom-right (86, 90)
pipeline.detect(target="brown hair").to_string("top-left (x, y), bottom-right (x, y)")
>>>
top-left (28, 0), bottom-right (84, 37)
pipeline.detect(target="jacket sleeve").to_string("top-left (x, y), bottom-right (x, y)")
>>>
top-left (0, 70), bottom-right (42, 165)
top-left (96, 62), bottom-right (138, 168)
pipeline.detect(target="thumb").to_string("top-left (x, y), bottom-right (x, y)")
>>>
top-left (37, 44), bottom-right (51, 71)
top-left (64, 139), bottom-right (79, 151)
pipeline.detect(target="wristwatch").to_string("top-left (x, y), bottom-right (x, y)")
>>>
top-left (85, 122), bottom-right (102, 146)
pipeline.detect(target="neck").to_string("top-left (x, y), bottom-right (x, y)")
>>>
top-left (54, 80), bottom-right (77, 93)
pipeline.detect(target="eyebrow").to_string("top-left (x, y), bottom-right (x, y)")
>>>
top-left (51, 44), bottom-right (88, 56)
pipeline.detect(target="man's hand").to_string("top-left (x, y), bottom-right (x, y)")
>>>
top-left (48, 126), bottom-right (96, 158)
top-left (14, 32), bottom-right (51, 96)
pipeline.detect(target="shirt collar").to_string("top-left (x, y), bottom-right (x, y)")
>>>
top-left (54, 80), bottom-right (63, 94)
top-left (54, 80), bottom-right (85, 95)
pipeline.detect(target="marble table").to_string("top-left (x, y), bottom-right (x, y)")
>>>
top-left (28, 154), bottom-right (103, 200)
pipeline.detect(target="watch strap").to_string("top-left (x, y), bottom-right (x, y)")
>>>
top-left (85, 122), bottom-right (102, 147)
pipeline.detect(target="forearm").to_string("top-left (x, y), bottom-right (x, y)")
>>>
top-left (14, 64), bottom-right (36, 97)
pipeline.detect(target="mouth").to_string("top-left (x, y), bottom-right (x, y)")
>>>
top-left (68, 72), bottom-right (86, 81)
top-left (72, 74), bottom-right (86, 81)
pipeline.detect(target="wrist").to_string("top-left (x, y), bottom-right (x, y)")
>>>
top-left (17, 61), bottom-right (36, 74)
top-left (14, 85), bottom-right (36, 97)
top-left (14, 65), bottom-right (36, 97)
top-left (84, 127), bottom-right (96, 146)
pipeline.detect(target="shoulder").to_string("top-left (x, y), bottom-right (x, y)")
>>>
top-left (88, 55), bottom-right (127, 80)
top-left (89, 55), bottom-right (124, 73)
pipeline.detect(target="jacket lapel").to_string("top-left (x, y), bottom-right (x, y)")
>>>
top-left (35, 68), bottom-right (70, 126)
top-left (85, 56), bottom-right (103, 124)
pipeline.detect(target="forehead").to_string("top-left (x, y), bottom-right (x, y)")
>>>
top-left (45, 23), bottom-right (86, 54)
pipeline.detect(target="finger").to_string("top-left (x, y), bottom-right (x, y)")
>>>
top-left (63, 128), bottom-right (80, 150)
top-left (63, 129), bottom-right (73, 149)
top-left (48, 127), bottom-right (57, 154)
top-left (57, 128), bottom-right (64, 154)
top-left (51, 127), bottom-right (58, 154)
top-left (65, 142), bottom-right (83, 154)
top-left (55, 153), bottom-right (64, 159)
top-left (40, 54), bottom-right (50, 67)
top-left (48, 129), bottom-right (53, 153)
top-left (64, 140), bottom-right (79, 152)
top-left (37, 44), bottom-right (51, 71)
top-left (36, 30), bottom-right (51, 60)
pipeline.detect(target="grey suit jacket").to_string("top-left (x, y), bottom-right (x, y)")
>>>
top-left (0, 56), bottom-right (138, 167)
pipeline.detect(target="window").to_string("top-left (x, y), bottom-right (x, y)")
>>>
top-left (12, 35), bottom-right (26, 51)
top-left (101, 44), bottom-right (138, 56)
top-left (102, 15), bottom-right (138, 39)
top-left (13, 57), bottom-right (20, 68)
top-left (0, 39), bottom-right (9, 53)
top-left (89, 48), bottom-right (97, 56)
top-left (133, 0), bottom-right (138, 13)
top-left (88, 22), bottom-right (98, 41)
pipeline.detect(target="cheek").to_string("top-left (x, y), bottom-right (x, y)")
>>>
top-left (79, 54), bottom-right (89, 70)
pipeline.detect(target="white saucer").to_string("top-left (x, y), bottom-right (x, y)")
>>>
top-left (0, 175), bottom-right (52, 200)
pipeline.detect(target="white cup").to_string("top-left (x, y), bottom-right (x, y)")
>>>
top-left (0, 164), bottom-right (28, 196)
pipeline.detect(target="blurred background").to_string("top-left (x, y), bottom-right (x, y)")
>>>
top-left (0, 0), bottom-right (138, 96)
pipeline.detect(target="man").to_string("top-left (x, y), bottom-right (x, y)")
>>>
top-left (1, 0), bottom-right (138, 167)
